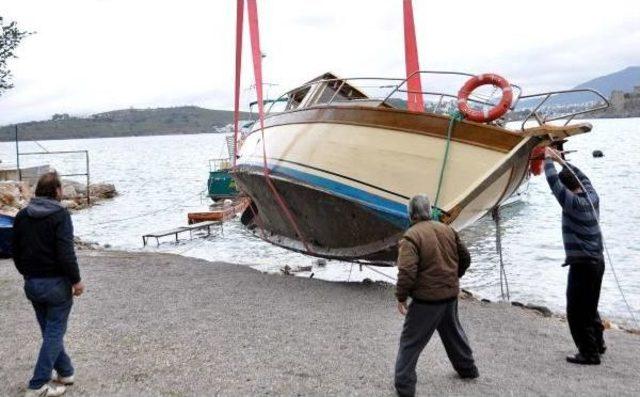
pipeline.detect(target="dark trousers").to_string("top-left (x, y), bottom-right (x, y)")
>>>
top-left (24, 277), bottom-right (75, 390)
top-left (566, 260), bottom-right (605, 357)
top-left (394, 299), bottom-right (476, 396)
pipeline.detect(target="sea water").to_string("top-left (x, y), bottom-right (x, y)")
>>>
top-left (1, 118), bottom-right (638, 325)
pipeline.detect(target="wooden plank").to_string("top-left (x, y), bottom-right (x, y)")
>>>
top-left (143, 226), bottom-right (189, 238)
top-left (183, 220), bottom-right (221, 230)
top-left (521, 123), bottom-right (592, 139)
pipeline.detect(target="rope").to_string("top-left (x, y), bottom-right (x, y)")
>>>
top-left (431, 110), bottom-right (463, 220)
top-left (93, 192), bottom-right (201, 226)
top-left (555, 158), bottom-right (639, 328)
top-left (363, 264), bottom-right (398, 282)
top-left (492, 207), bottom-right (511, 301)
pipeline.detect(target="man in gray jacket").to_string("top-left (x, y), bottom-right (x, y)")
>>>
top-left (394, 194), bottom-right (477, 397)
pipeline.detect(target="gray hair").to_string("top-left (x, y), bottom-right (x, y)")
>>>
top-left (408, 194), bottom-right (432, 224)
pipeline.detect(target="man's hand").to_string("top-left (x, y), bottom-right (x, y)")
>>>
top-left (72, 281), bottom-right (85, 297)
top-left (545, 147), bottom-right (563, 163)
top-left (397, 301), bottom-right (408, 316)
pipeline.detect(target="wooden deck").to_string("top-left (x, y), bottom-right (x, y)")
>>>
top-left (142, 220), bottom-right (223, 247)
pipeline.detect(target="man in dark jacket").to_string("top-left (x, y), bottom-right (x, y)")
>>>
top-left (394, 194), bottom-right (477, 397)
top-left (544, 147), bottom-right (605, 365)
top-left (13, 172), bottom-right (84, 397)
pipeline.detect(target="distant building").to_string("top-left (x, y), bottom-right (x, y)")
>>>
top-left (610, 86), bottom-right (640, 113)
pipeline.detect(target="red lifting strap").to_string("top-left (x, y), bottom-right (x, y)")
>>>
top-left (232, 0), bottom-right (244, 168)
top-left (246, 0), bottom-right (314, 254)
top-left (403, 0), bottom-right (424, 112)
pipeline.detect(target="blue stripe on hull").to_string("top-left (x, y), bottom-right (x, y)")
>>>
top-left (240, 162), bottom-right (410, 229)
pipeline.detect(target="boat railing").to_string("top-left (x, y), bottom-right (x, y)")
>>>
top-left (209, 158), bottom-right (232, 172)
top-left (382, 70), bottom-right (524, 117)
top-left (264, 72), bottom-right (609, 130)
top-left (266, 77), bottom-right (406, 114)
top-left (513, 89), bottom-right (609, 130)
top-left (266, 71), bottom-right (525, 119)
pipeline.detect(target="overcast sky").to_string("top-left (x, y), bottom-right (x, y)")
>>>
top-left (1, 0), bottom-right (639, 125)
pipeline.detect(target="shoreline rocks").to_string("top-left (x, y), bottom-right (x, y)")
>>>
top-left (0, 179), bottom-right (117, 216)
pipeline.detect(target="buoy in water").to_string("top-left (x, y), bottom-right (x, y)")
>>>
top-left (592, 150), bottom-right (604, 158)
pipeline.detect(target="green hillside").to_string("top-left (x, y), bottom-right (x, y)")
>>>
top-left (0, 106), bottom-right (252, 141)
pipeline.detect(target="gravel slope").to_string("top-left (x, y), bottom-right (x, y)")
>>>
top-left (1, 251), bottom-right (639, 396)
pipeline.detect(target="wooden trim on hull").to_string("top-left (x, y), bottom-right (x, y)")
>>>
top-left (258, 106), bottom-right (523, 153)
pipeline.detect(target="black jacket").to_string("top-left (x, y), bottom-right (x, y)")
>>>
top-left (12, 197), bottom-right (81, 284)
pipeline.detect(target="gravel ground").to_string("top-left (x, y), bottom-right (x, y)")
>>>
top-left (1, 250), bottom-right (639, 397)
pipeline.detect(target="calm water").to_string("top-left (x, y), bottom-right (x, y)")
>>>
top-left (2, 118), bottom-right (638, 325)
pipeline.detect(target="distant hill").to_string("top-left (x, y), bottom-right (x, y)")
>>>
top-left (0, 106), bottom-right (252, 142)
top-left (574, 66), bottom-right (640, 98)
top-left (518, 66), bottom-right (640, 108)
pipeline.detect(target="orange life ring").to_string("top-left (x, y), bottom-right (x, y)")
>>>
top-left (457, 74), bottom-right (513, 123)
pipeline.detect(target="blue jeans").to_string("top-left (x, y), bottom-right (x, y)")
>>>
top-left (24, 277), bottom-right (74, 389)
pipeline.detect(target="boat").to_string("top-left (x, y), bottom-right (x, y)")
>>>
top-left (206, 119), bottom-right (260, 202)
top-left (207, 157), bottom-right (239, 202)
top-left (0, 214), bottom-right (14, 258)
top-left (232, 71), bottom-right (609, 263)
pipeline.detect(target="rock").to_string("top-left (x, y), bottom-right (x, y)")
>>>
top-left (61, 200), bottom-right (79, 209)
top-left (62, 184), bottom-right (78, 199)
top-left (592, 150), bottom-right (604, 158)
top-left (603, 319), bottom-right (618, 330)
top-left (63, 179), bottom-right (87, 195)
top-left (0, 182), bottom-right (21, 206)
top-left (0, 206), bottom-right (18, 217)
top-left (89, 183), bottom-right (117, 199)
top-left (74, 237), bottom-right (99, 250)
top-left (459, 289), bottom-right (474, 300)
top-left (525, 303), bottom-right (553, 317)
top-left (17, 181), bottom-right (32, 202)
top-left (280, 265), bottom-right (292, 276)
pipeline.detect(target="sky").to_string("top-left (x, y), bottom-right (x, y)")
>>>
top-left (1, 0), bottom-right (639, 125)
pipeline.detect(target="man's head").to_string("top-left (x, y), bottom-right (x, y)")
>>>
top-left (559, 167), bottom-right (581, 192)
top-left (35, 171), bottom-right (63, 201)
top-left (408, 194), bottom-right (431, 224)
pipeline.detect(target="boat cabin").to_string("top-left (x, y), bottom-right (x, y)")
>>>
top-left (281, 72), bottom-right (391, 111)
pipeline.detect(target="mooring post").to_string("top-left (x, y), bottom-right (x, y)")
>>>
top-left (85, 150), bottom-right (91, 206)
top-left (15, 125), bottom-right (22, 181)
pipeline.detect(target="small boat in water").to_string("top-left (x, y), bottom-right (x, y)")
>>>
top-left (233, 71), bottom-right (608, 263)
top-left (207, 158), bottom-right (239, 202)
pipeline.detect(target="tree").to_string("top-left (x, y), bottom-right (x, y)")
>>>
top-left (1, 16), bottom-right (31, 96)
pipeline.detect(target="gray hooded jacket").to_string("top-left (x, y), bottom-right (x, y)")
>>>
top-left (12, 197), bottom-right (80, 283)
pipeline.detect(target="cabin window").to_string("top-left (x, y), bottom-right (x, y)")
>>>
top-left (286, 87), bottom-right (311, 110)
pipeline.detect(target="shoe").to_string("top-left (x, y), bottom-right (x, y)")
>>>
top-left (24, 383), bottom-right (66, 397)
top-left (458, 366), bottom-right (479, 379)
top-left (51, 371), bottom-right (74, 386)
top-left (599, 342), bottom-right (607, 355)
top-left (566, 353), bottom-right (600, 365)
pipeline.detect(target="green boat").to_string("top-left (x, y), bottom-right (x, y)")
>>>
top-left (207, 158), bottom-right (238, 202)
